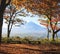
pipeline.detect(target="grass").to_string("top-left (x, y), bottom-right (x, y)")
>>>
top-left (1, 36), bottom-right (60, 45)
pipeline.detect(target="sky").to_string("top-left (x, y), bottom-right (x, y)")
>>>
top-left (16, 15), bottom-right (40, 24)
top-left (3, 8), bottom-right (45, 28)
top-left (3, 15), bottom-right (44, 28)
top-left (16, 8), bottom-right (40, 25)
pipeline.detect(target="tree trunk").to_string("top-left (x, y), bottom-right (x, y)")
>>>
top-left (52, 30), bottom-right (55, 41)
top-left (47, 27), bottom-right (49, 40)
top-left (7, 30), bottom-right (10, 43)
top-left (7, 21), bottom-right (11, 43)
top-left (0, 14), bottom-right (3, 44)
top-left (56, 33), bottom-right (58, 40)
top-left (0, 0), bottom-right (11, 44)
top-left (0, 7), bottom-right (6, 44)
top-left (7, 20), bottom-right (13, 43)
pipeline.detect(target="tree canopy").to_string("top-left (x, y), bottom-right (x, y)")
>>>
top-left (12, 0), bottom-right (60, 40)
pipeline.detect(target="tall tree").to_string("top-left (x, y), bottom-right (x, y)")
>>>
top-left (0, 0), bottom-right (11, 43)
top-left (24, 0), bottom-right (60, 41)
top-left (4, 5), bottom-right (26, 43)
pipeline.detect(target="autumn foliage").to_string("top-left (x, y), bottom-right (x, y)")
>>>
top-left (12, 0), bottom-right (60, 40)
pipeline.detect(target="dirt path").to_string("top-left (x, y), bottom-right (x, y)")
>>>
top-left (0, 44), bottom-right (60, 54)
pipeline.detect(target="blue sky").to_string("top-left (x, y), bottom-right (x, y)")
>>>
top-left (16, 14), bottom-right (40, 25)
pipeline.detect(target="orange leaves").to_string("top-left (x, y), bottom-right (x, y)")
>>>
top-left (51, 17), bottom-right (60, 22)
top-left (12, 0), bottom-right (26, 10)
top-left (11, 0), bottom-right (59, 18)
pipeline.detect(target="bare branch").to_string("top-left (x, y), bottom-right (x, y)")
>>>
top-left (55, 29), bottom-right (60, 34)
top-left (6, 0), bottom-right (11, 6)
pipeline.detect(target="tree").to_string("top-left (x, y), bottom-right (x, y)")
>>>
top-left (38, 15), bottom-right (60, 40)
top-left (23, 0), bottom-right (60, 41)
top-left (38, 17), bottom-right (50, 40)
top-left (0, 0), bottom-right (11, 44)
top-left (51, 15), bottom-right (60, 39)
top-left (4, 4), bottom-right (26, 43)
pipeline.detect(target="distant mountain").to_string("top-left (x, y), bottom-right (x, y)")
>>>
top-left (20, 21), bottom-right (47, 33)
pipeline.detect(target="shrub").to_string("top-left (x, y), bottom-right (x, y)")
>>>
top-left (2, 37), bottom-right (7, 43)
top-left (29, 40), bottom-right (41, 45)
top-left (21, 37), bottom-right (30, 44)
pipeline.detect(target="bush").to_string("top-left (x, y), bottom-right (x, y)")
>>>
top-left (3, 36), bottom-right (60, 44)
top-left (21, 37), bottom-right (30, 44)
top-left (2, 36), bottom-right (41, 44)
top-left (50, 40), bottom-right (60, 45)
top-left (40, 39), bottom-right (50, 44)
top-left (2, 37), bottom-right (7, 43)
top-left (30, 40), bottom-right (41, 45)
top-left (2, 37), bottom-right (13, 43)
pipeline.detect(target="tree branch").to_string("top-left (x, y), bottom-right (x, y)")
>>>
top-left (55, 29), bottom-right (60, 34)
top-left (6, 0), bottom-right (11, 6)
